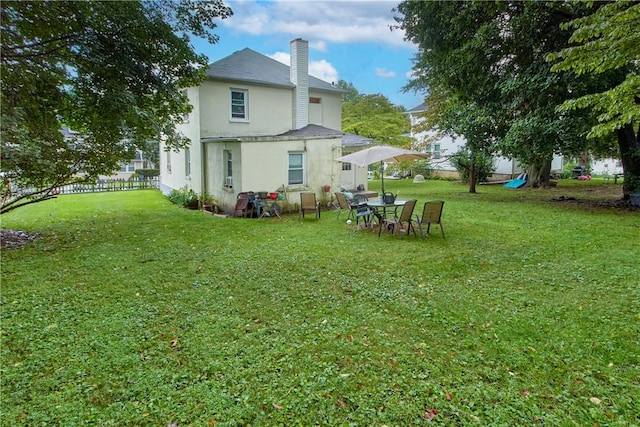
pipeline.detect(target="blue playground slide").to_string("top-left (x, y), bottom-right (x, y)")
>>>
top-left (504, 173), bottom-right (527, 189)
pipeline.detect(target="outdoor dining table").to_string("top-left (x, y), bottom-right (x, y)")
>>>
top-left (361, 197), bottom-right (408, 225)
top-left (356, 197), bottom-right (407, 226)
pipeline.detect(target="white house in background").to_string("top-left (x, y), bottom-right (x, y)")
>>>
top-left (406, 103), bottom-right (563, 180)
top-left (587, 158), bottom-right (623, 176)
top-left (60, 125), bottom-right (151, 180)
top-left (159, 38), bottom-right (374, 214)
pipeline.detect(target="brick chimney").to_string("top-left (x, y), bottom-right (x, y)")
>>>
top-left (290, 38), bottom-right (309, 130)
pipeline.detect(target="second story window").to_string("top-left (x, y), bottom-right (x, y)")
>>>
top-left (433, 143), bottom-right (441, 159)
top-left (230, 88), bottom-right (248, 121)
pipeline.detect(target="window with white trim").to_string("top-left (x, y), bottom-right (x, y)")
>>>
top-left (166, 151), bottom-right (172, 173)
top-left (224, 150), bottom-right (233, 188)
top-left (230, 88), bottom-right (248, 121)
top-left (185, 148), bottom-right (191, 177)
top-left (433, 143), bottom-right (441, 159)
top-left (119, 162), bottom-right (135, 173)
top-left (288, 152), bottom-right (305, 185)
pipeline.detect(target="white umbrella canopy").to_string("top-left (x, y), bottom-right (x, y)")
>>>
top-left (335, 145), bottom-right (429, 167)
top-left (335, 145), bottom-right (429, 193)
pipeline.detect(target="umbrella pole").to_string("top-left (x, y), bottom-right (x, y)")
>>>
top-left (380, 162), bottom-right (384, 194)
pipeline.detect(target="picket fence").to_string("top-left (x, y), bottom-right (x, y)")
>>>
top-left (56, 177), bottom-right (159, 195)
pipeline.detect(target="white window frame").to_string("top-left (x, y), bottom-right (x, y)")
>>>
top-left (119, 162), bottom-right (135, 173)
top-left (224, 150), bottom-right (233, 188)
top-left (166, 151), bottom-right (172, 173)
top-left (288, 152), bottom-right (305, 185)
top-left (230, 88), bottom-right (248, 122)
top-left (433, 143), bottom-right (441, 160)
top-left (185, 148), bottom-right (191, 178)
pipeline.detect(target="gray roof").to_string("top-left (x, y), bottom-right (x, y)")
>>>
top-left (206, 48), bottom-right (343, 93)
top-left (406, 103), bottom-right (426, 113)
top-left (277, 124), bottom-right (343, 138)
top-left (342, 133), bottom-right (374, 147)
top-left (277, 125), bottom-right (373, 147)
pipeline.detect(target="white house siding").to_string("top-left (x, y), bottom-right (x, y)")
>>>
top-left (309, 89), bottom-right (342, 130)
top-left (589, 158), bottom-right (623, 175)
top-left (199, 81), bottom-right (293, 137)
top-left (204, 135), bottom-right (341, 214)
top-left (160, 86), bottom-right (203, 195)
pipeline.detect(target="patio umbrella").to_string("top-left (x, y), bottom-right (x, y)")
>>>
top-left (335, 145), bottom-right (429, 193)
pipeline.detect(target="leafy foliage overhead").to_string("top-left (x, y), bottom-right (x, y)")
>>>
top-left (338, 80), bottom-right (411, 147)
top-left (548, 1), bottom-right (640, 139)
top-left (394, 1), bottom-right (639, 196)
top-left (0, 0), bottom-right (232, 213)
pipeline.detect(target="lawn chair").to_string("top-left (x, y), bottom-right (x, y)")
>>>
top-left (334, 191), bottom-right (357, 221)
top-left (415, 200), bottom-right (445, 238)
top-left (299, 192), bottom-right (320, 220)
top-left (234, 192), bottom-right (253, 217)
top-left (379, 199), bottom-right (417, 237)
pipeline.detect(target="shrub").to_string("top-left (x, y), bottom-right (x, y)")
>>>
top-left (135, 168), bottom-right (160, 178)
top-left (166, 186), bottom-right (197, 207)
top-left (450, 148), bottom-right (495, 182)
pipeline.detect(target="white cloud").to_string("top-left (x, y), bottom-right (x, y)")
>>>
top-left (267, 52), bottom-right (339, 83)
top-left (375, 67), bottom-right (396, 78)
top-left (310, 59), bottom-right (338, 83)
top-left (268, 51), bottom-right (290, 65)
top-left (310, 40), bottom-right (328, 52)
top-left (222, 0), bottom-right (411, 49)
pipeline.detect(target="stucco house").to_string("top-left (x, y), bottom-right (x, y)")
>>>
top-left (159, 38), bottom-right (372, 214)
top-left (406, 103), bottom-right (563, 180)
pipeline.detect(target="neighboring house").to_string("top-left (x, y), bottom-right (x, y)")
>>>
top-left (115, 151), bottom-right (153, 180)
top-left (159, 38), bottom-right (373, 214)
top-left (60, 125), bottom-right (151, 180)
top-left (586, 158), bottom-right (623, 176)
top-left (406, 104), bottom-right (563, 180)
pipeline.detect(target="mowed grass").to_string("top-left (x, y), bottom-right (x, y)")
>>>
top-left (1, 179), bottom-right (638, 426)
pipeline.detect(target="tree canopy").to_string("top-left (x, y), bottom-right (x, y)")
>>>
top-left (338, 80), bottom-right (412, 147)
top-left (395, 0), bottom-right (639, 197)
top-left (548, 1), bottom-right (640, 196)
top-left (0, 0), bottom-right (232, 213)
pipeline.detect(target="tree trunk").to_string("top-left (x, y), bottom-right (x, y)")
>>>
top-left (525, 159), bottom-right (552, 188)
top-left (540, 159), bottom-right (552, 188)
top-left (618, 123), bottom-right (640, 199)
top-left (468, 160), bottom-right (477, 193)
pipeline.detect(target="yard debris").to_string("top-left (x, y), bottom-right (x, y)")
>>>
top-left (0, 229), bottom-right (41, 249)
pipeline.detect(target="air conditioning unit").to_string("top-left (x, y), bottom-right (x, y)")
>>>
top-left (225, 176), bottom-right (233, 186)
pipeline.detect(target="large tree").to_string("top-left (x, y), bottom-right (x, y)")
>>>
top-left (395, 1), bottom-right (511, 192)
top-left (338, 80), bottom-right (412, 147)
top-left (1, 0), bottom-right (232, 213)
top-left (394, 1), bottom-right (617, 192)
top-left (548, 1), bottom-right (640, 198)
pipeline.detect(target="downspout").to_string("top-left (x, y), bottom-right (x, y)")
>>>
top-left (201, 139), bottom-right (207, 198)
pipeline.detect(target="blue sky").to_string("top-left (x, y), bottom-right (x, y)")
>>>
top-left (190, 0), bottom-right (424, 110)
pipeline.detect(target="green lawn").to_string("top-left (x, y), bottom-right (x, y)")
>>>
top-left (1, 180), bottom-right (638, 426)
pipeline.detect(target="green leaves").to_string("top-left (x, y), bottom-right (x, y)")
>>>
top-left (341, 90), bottom-right (412, 147)
top-left (1, 0), bottom-right (231, 213)
top-left (548, 2), bottom-right (640, 138)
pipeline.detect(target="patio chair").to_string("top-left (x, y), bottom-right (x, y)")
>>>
top-left (234, 192), bottom-right (253, 218)
top-left (415, 200), bottom-right (445, 238)
top-left (334, 191), bottom-right (357, 221)
top-left (299, 192), bottom-right (320, 220)
top-left (379, 199), bottom-right (417, 237)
